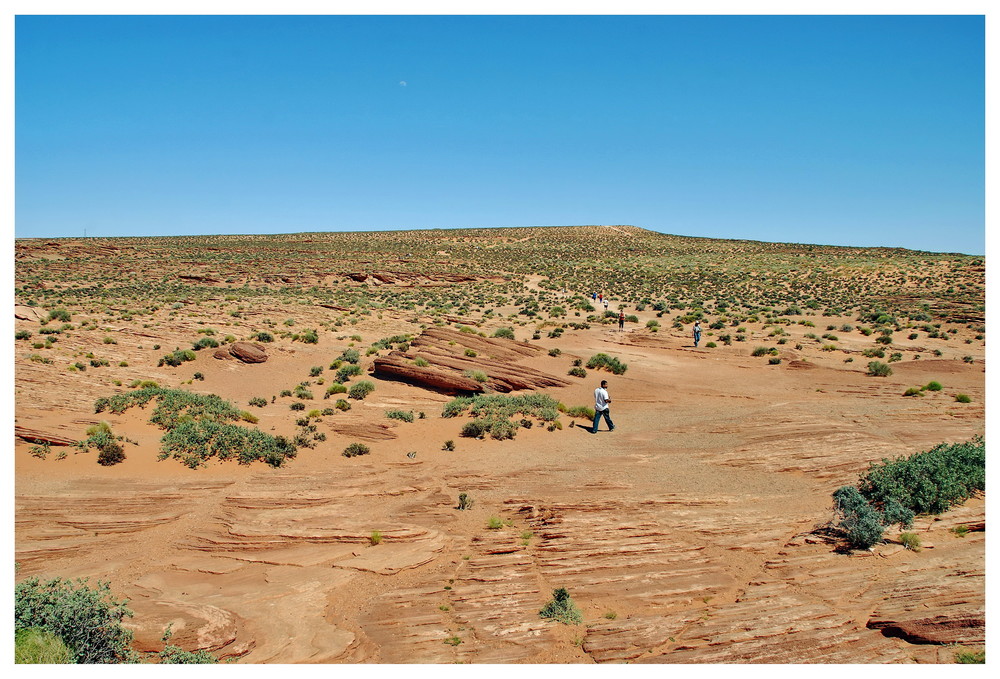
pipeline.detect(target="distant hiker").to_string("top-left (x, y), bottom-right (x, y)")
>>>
top-left (693, 321), bottom-right (702, 348)
top-left (598, 293), bottom-right (603, 302)
top-left (592, 292), bottom-right (597, 301)
top-left (618, 310), bottom-right (625, 330)
top-left (592, 380), bottom-right (615, 433)
top-left (603, 299), bottom-right (609, 311)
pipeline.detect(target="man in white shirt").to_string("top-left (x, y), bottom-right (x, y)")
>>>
top-left (592, 380), bottom-right (615, 433)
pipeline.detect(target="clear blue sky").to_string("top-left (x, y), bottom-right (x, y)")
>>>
top-left (15, 14), bottom-right (985, 254)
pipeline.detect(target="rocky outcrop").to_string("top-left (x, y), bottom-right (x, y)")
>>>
top-left (372, 327), bottom-right (571, 394)
top-left (15, 425), bottom-right (77, 446)
top-left (14, 305), bottom-right (45, 322)
top-left (371, 357), bottom-right (484, 394)
top-left (214, 342), bottom-right (268, 363)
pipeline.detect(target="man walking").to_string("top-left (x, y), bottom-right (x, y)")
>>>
top-left (693, 320), bottom-right (702, 348)
top-left (592, 380), bottom-right (615, 433)
top-left (618, 310), bottom-right (625, 331)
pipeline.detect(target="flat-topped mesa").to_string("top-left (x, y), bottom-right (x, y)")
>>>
top-left (372, 327), bottom-right (571, 394)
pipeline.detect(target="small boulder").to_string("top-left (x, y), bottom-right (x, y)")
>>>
top-left (227, 342), bottom-right (268, 363)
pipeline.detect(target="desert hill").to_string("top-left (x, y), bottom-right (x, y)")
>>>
top-left (14, 225), bottom-right (985, 663)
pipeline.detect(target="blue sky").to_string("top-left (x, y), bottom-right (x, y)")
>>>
top-left (15, 14), bottom-right (985, 254)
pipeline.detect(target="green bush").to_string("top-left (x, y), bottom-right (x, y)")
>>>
top-left (386, 409), bottom-right (414, 423)
top-left (339, 348), bottom-right (360, 364)
top-left (751, 346), bottom-right (768, 357)
top-left (14, 627), bottom-right (73, 664)
top-left (925, 381), bottom-right (943, 391)
top-left (539, 587), bottom-right (583, 625)
top-left (343, 442), bottom-right (370, 458)
top-left (335, 399), bottom-right (352, 411)
top-left (248, 396), bottom-right (267, 407)
top-left (586, 353), bottom-right (627, 375)
top-left (325, 383), bottom-right (347, 397)
top-left (867, 361), bottom-right (892, 377)
top-left (955, 393), bottom-right (971, 403)
top-left (899, 532), bottom-right (921, 552)
top-left (348, 380), bottom-right (375, 400)
top-left (493, 327), bottom-right (515, 340)
top-left (336, 364), bottom-right (362, 382)
top-left (568, 367), bottom-right (587, 378)
top-left (15, 329), bottom-right (31, 340)
top-left (903, 387), bottom-right (922, 397)
top-left (254, 331), bottom-right (274, 342)
top-left (192, 337), bottom-right (219, 351)
top-left (833, 437), bottom-right (985, 549)
top-left (15, 576), bottom-right (138, 663)
top-left (832, 485), bottom-right (885, 549)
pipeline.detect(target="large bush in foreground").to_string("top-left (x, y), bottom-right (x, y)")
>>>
top-left (832, 437), bottom-right (985, 549)
top-left (15, 577), bottom-right (138, 663)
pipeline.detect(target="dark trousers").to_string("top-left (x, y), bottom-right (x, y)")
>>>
top-left (592, 408), bottom-right (614, 432)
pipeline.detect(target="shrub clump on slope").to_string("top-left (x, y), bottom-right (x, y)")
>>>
top-left (832, 437), bottom-right (985, 549)
top-left (94, 387), bottom-right (296, 468)
top-left (443, 393), bottom-right (561, 440)
top-left (15, 576), bottom-right (138, 663)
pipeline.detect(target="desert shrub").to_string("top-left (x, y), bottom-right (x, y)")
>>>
top-left (309, 365), bottom-right (323, 377)
top-left (460, 419), bottom-right (490, 439)
top-left (348, 380), bottom-right (375, 400)
top-left (565, 405), bottom-right (595, 419)
top-left (706, 341), bottom-right (717, 348)
top-left (14, 627), bottom-right (73, 664)
top-left (925, 381), bottom-right (943, 391)
top-left (863, 347), bottom-right (885, 358)
top-left (899, 532), bottom-right (921, 552)
top-left (336, 364), bottom-right (362, 382)
top-left (462, 369), bottom-right (488, 383)
top-left (290, 401), bottom-right (306, 411)
top-left (586, 353), bottom-right (627, 375)
top-left (903, 387), bottom-right (922, 397)
top-left (248, 396), bottom-right (267, 407)
top-left (159, 420), bottom-right (296, 468)
top-left (47, 308), bottom-right (72, 323)
top-left (493, 327), bottom-right (515, 339)
top-left (539, 588), bottom-right (583, 625)
top-left (568, 367), bottom-right (587, 378)
top-left (325, 383), bottom-right (347, 397)
top-left (15, 329), bottom-right (31, 340)
top-left (751, 346), bottom-right (768, 357)
top-left (768, 356), bottom-right (781, 365)
top-left (954, 650), bottom-right (985, 664)
top-left (464, 348), bottom-right (477, 357)
top-left (443, 439), bottom-right (455, 451)
top-left (832, 485), bottom-right (885, 549)
top-left (386, 409), bottom-right (414, 423)
top-left (15, 576), bottom-right (138, 663)
top-left (486, 516), bottom-right (504, 529)
top-left (413, 357), bottom-right (430, 367)
top-left (867, 361), bottom-right (892, 377)
top-left (339, 348), bottom-right (360, 364)
top-left (254, 331), bottom-right (273, 342)
top-left (955, 393), bottom-right (971, 403)
top-left (457, 492), bottom-right (473, 510)
top-left (548, 347), bottom-right (562, 357)
top-left (296, 329), bottom-right (319, 344)
top-left (335, 399), bottom-right (351, 411)
top-left (159, 349), bottom-right (196, 367)
top-left (192, 337), bottom-right (219, 351)
top-left (293, 385), bottom-right (314, 399)
top-left (343, 442), bottom-right (370, 458)
top-left (852, 437), bottom-right (984, 524)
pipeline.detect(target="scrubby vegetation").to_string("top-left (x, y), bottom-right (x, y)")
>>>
top-left (15, 576), bottom-right (138, 663)
top-left (585, 353), bottom-right (628, 375)
top-left (443, 393), bottom-right (561, 440)
top-left (832, 437), bottom-right (985, 549)
top-left (94, 387), bottom-right (296, 468)
top-left (539, 587), bottom-right (583, 625)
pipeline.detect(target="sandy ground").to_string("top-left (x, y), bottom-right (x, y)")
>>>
top-left (13, 306), bottom-right (986, 663)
